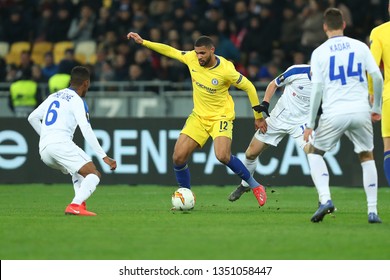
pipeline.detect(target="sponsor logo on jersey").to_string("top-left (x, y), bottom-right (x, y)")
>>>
top-left (192, 78), bottom-right (217, 93)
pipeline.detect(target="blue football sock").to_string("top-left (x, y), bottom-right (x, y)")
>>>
top-left (384, 151), bottom-right (390, 186)
top-left (173, 163), bottom-right (191, 189)
top-left (226, 155), bottom-right (259, 188)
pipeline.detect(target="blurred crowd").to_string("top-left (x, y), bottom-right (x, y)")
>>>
top-left (0, 0), bottom-right (388, 85)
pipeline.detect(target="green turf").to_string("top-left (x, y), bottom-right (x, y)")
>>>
top-left (0, 184), bottom-right (389, 260)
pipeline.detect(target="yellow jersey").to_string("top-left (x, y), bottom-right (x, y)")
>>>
top-left (369, 21), bottom-right (390, 101)
top-left (142, 40), bottom-right (262, 120)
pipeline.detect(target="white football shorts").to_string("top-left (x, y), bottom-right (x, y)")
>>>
top-left (40, 142), bottom-right (92, 175)
top-left (313, 112), bottom-right (374, 153)
top-left (254, 116), bottom-right (309, 150)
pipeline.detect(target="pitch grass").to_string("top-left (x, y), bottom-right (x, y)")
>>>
top-left (0, 184), bottom-right (389, 260)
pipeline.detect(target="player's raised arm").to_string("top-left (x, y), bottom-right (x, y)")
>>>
top-left (127, 32), bottom-right (186, 63)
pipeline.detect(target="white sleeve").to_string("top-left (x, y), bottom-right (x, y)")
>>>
top-left (370, 71), bottom-right (383, 114)
top-left (306, 50), bottom-right (324, 129)
top-left (73, 98), bottom-right (107, 159)
top-left (364, 47), bottom-right (383, 114)
top-left (307, 82), bottom-right (323, 129)
top-left (27, 99), bottom-right (49, 136)
top-left (310, 50), bottom-right (323, 84)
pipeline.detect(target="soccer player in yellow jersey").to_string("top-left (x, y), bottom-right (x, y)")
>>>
top-left (127, 32), bottom-right (266, 207)
top-left (369, 1), bottom-right (390, 185)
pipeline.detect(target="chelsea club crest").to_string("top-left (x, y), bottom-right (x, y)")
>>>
top-left (212, 78), bottom-right (218, 85)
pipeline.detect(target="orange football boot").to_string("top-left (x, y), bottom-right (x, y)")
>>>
top-left (252, 185), bottom-right (267, 206)
top-left (65, 203), bottom-right (96, 216)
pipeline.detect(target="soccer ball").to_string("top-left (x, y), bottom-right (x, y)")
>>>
top-left (171, 188), bottom-right (195, 210)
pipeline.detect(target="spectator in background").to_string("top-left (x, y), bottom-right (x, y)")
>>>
top-left (233, 1), bottom-right (250, 33)
top-left (246, 59), bottom-right (261, 82)
top-left (113, 5), bottom-right (132, 41)
top-left (99, 60), bottom-right (115, 82)
top-left (133, 48), bottom-right (155, 80)
top-left (41, 52), bottom-right (59, 82)
top-left (258, 61), bottom-right (280, 83)
top-left (300, 0), bottom-right (328, 56)
top-left (198, 6), bottom-right (222, 35)
top-left (16, 51), bottom-right (35, 80)
top-left (3, 7), bottom-right (30, 44)
top-left (31, 64), bottom-right (45, 83)
top-left (148, 0), bottom-right (172, 24)
top-left (34, 6), bottom-right (54, 42)
top-left (97, 30), bottom-right (118, 62)
top-left (279, 5), bottom-right (302, 58)
top-left (68, 5), bottom-right (96, 43)
top-left (181, 18), bottom-right (196, 44)
top-left (58, 48), bottom-right (82, 75)
top-left (172, 3), bottom-right (188, 32)
top-left (92, 47), bottom-right (108, 81)
top-left (241, 16), bottom-right (267, 64)
top-left (156, 56), bottom-right (177, 82)
top-left (129, 14), bottom-right (149, 39)
top-left (6, 64), bottom-right (18, 82)
top-left (113, 54), bottom-right (129, 81)
top-left (111, 0), bottom-right (131, 14)
top-left (93, 6), bottom-right (115, 44)
top-left (160, 14), bottom-right (176, 41)
top-left (49, 6), bottom-right (73, 42)
top-left (126, 64), bottom-right (149, 91)
top-left (128, 64), bottom-right (143, 81)
top-left (209, 34), bottom-right (240, 63)
top-left (0, 58), bottom-right (6, 82)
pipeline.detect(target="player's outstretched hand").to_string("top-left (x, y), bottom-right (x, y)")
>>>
top-left (127, 32), bottom-right (143, 44)
top-left (371, 112), bottom-right (381, 123)
top-left (103, 156), bottom-right (117, 171)
top-left (255, 118), bottom-right (267, 134)
top-left (252, 101), bottom-right (270, 117)
top-left (303, 128), bottom-right (313, 143)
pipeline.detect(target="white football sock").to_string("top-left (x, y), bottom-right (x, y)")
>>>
top-left (72, 173), bottom-right (84, 194)
top-left (307, 154), bottom-right (331, 204)
top-left (71, 174), bottom-right (100, 205)
top-left (361, 160), bottom-right (378, 214)
top-left (241, 157), bottom-right (257, 187)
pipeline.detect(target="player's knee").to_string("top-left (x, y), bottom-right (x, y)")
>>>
top-left (215, 153), bottom-right (230, 164)
top-left (307, 144), bottom-right (325, 156)
top-left (172, 153), bottom-right (186, 166)
top-left (303, 144), bottom-right (311, 154)
top-left (245, 150), bottom-right (258, 160)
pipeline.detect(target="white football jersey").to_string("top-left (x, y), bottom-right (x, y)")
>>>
top-left (28, 88), bottom-right (106, 159)
top-left (271, 64), bottom-right (312, 125)
top-left (310, 35), bottom-right (380, 115)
